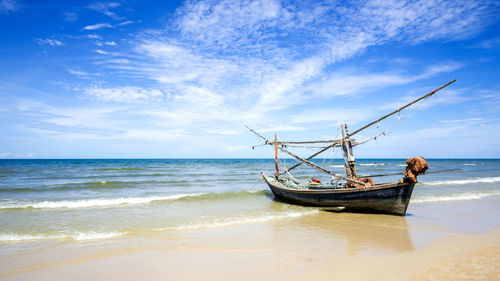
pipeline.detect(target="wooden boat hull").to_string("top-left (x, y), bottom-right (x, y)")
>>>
top-left (263, 175), bottom-right (415, 216)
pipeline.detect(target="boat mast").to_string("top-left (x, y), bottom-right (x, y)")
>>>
top-left (274, 133), bottom-right (279, 178)
top-left (245, 126), bottom-right (368, 186)
top-left (341, 123), bottom-right (356, 178)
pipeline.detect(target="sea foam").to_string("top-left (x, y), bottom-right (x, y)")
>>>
top-left (412, 191), bottom-right (500, 203)
top-left (0, 190), bottom-right (270, 210)
top-left (422, 176), bottom-right (500, 186)
top-left (0, 232), bottom-right (123, 242)
top-left (0, 193), bottom-right (207, 210)
top-left (172, 210), bottom-right (319, 231)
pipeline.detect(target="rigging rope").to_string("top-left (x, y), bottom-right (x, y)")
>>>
top-left (354, 95), bottom-right (433, 145)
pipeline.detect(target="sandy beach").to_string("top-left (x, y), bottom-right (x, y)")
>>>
top-left (1, 201), bottom-right (499, 281)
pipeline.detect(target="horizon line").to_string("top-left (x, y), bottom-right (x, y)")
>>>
top-left (0, 158), bottom-right (498, 160)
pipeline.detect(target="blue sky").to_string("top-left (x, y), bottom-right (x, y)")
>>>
top-left (0, 0), bottom-right (499, 158)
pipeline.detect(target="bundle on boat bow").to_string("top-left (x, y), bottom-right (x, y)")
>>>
top-left (247, 80), bottom-right (459, 216)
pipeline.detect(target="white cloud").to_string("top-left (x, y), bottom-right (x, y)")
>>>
top-left (84, 86), bottom-right (165, 102)
top-left (117, 20), bottom-right (140, 26)
top-left (87, 2), bottom-right (122, 20)
top-left (95, 49), bottom-right (109, 55)
top-left (471, 37), bottom-right (500, 49)
top-left (306, 62), bottom-right (463, 98)
top-left (0, 152), bottom-right (11, 158)
top-left (15, 0), bottom-right (498, 156)
top-left (87, 34), bottom-right (102, 39)
top-left (84, 23), bottom-right (112, 30)
top-left (173, 0), bottom-right (496, 58)
top-left (439, 118), bottom-right (486, 124)
top-left (136, 41), bottom-right (240, 86)
top-left (67, 69), bottom-right (95, 77)
top-left (100, 0), bottom-right (488, 122)
top-left (380, 88), bottom-right (471, 111)
top-left (81, 0), bottom-right (487, 140)
top-left (258, 125), bottom-right (308, 133)
top-left (63, 11), bottom-right (77, 22)
top-left (176, 0), bottom-right (288, 49)
top-left (37, 38), bottom-right (64, 47)
top-left (291, 108), bottom-right (370, 125)
top-left (0, 0), bottom-right (18, 13)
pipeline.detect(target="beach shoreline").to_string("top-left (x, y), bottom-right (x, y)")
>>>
top-left (1, 159), bottom-right (499, 280)
top-left (1, 213), bottom-right (499, 281)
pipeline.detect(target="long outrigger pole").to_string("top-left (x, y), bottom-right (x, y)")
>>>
top-left (349, 79), bottom-right (456, 137)
top-left (359, 168), bottom-right (462, 178)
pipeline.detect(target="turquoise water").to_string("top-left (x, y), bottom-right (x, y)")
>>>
top-left (0, 159), bottom-right (499, 241)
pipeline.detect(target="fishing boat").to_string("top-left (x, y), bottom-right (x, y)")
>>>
top-left (247, 80), bottom-right (457, 216)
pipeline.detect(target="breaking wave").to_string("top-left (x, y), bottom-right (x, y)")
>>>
top-left (170, 210), bottom-right (319, 230)
top-left (412, 191), bottom-right (500, 203)
top-left (0, 190), bottom-right (269, 210)
top-left (0, 179), bottom-right (187, 192)
top-left (422, 176), bottom-right (500, 186)
top-left (0, 231), bottom-right (124, 242)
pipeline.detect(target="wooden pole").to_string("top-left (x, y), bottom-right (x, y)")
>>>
top-left (276, 145), bottom-right (367, 186)
top-left (349, 79), bottom-right (456, 137)
top-left (358, 168), bottom-right (463, 178)
top-left (345, 124), bottom-right (356, 177)
top-left (245, 125), bottom-right (268, 142)
top-left (340, 123), bottom-right (351, 178)
top-left (278, 140), bottom-right (343, 144)
top-left (246, 125), bottom-right (343, 175)
top-left (245, 125), bottom-right (366, 186)
top-left (274, 133), bottom-right (279, 178)
top-left (278, 143), bottom-right (335, 175)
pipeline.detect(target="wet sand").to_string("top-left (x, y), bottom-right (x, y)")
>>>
top-left (1, 200), bottom-right (499, 281)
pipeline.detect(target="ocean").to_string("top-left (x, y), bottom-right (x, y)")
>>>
top-left (0, 158), bottom-right (499, 242)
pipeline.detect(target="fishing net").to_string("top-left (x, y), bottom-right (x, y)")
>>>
top-left (405, 156), bottom-right (429, 183)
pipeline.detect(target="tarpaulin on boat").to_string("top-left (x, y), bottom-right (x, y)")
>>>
top-left (347, 177), bottom-right (374, 188)
top-left (405, 156), bottom-right (429, 183)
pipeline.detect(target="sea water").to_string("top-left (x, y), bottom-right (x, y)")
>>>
top-left (0, 159), bottom-right (499, 242)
